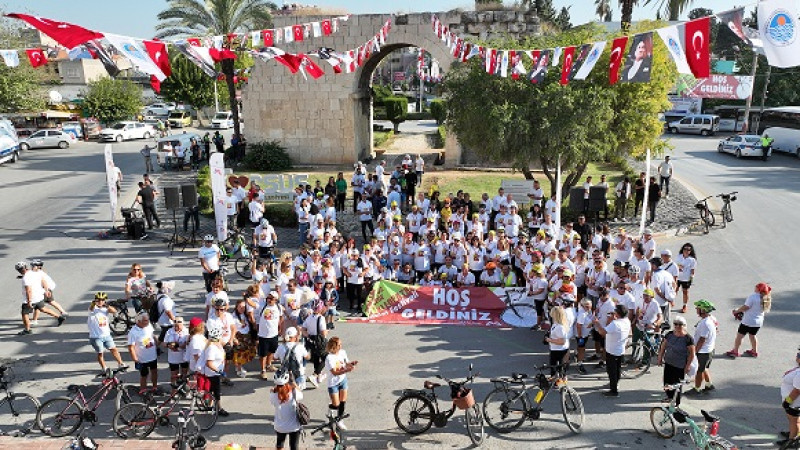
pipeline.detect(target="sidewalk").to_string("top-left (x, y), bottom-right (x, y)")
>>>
top-left (0, 436), bottom-right (270, 449)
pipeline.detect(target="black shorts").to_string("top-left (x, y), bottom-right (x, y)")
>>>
top-left (737, 324), bottom-right (760, 336)
top-left (591, 330), bottom-right (604, 347)
top-left (696, 352), bottom-right (712, 373)
top-left (785, 405), bottom-right (800, 417)
top-left (677, 280), bottom-right (692, 289)
top-left (21, 302), bottom-right (45, 314)
top-left (576, 336), bottom-right (589, 348)
top-left (258, 246), bottom-right (274, 259)
top-left (258, 336), bottom-right (279, 357)
top-left (534, 299), bottom-right (546, 317)
top-left (137, 360), bottom-right (158, 377)
top-left (169, 362), bottom-right (189, 372)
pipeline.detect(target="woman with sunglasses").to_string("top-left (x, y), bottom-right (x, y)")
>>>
top-left (125, 263), bottom-right (151, 313)
top-left (674, 243), bottom-right (697, 313)
top-left (657, 315), bottom-right (695, 405)
top-left (87, 292), bottom-right (127, 374)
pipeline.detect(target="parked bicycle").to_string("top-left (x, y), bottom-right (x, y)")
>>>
top-left (394, 364), bottom-right (485, 446)
top-left (311, 412), bottom-right (348, 450)
top-left (172, 407), bottom-right (207, 450)
top-left (718, 191), bottom-right (737, 228)
top-left (780, 436), bottom-right (800, 450)
top-left (219, 229), bottom-right (253, 280)
top-left (482, 364), bottom-right (584, 434)
top-left (61, 422), bottom-right (99, 450)
top-left (622, 323), bottom-right (671, 379)
top-left (112, 376), bottom-right (218, 438)
top-left (650, 382), bottom-right (738, 449)
top-left (695, 195), bottom-right (715, 234)
top-left (108, 298), bottom-right (135, 336)
top-left (498, 288), bottom-right (538, 328)
top-left (36, 367), bottom-right (133, 437)
top-left (0, 365), bottom-right (40, 436)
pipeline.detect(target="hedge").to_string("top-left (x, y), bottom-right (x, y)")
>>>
top-left (242, 140), bottom-right (293, 171)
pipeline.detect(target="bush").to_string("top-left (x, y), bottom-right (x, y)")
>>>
top-left (374, 130), bottom-right (394, 148)
top-left (242, 141), bottom-right (293, 171)
top-left (432, 125), bottom-right (447, 149)
top-left (197, 166), bottom-right (212, 212)
top-left (264, 202), bottom-right (297, 227)
top-left (372, 85), bottom-right (393, 106)
top-left (430, 99), bottom-right (446, 125)
top-left (384, 96), bottom-right (408, 133)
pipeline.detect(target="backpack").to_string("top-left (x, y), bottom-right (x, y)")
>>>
top-left (307, 315), bottom-right (328, 355)
top-left (148, 294), bottom-right (164, 327)
top-left (276, 343), bottom-right (302, 381)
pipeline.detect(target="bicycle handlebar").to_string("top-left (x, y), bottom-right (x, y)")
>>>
top-left (436, 372), bottom-right (479, 385)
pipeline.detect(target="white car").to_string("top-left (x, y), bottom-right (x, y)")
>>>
top-left (717, 134), bottom-right (768, 159)
top-left (99, 122), bottom-right (155, 142)
top-left (145, 102), bottom-right (176, 117)
top-left (19, 129), bottom-right (76, 150)
top-left (210, 111), bottom-right (234, 129)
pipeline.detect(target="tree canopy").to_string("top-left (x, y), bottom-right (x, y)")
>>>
top-left (443, 22), bottom-right (674, 195)
top-left (83, 78), bottom-right (143, 124)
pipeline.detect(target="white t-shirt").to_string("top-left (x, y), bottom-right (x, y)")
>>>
top-left (658, 161), bottom-right (673, 178)
top-left (224, 194), bottom-right (237, 216)
top-left (206, 311), bottom-right (234, 345)
top-left (22, 271), bottom-right (46, 303)
top-left (575, 308), bottom-right (593, 338)
top-left (325, 349), bottom-right (349, 387)
top-left (257, 302), bottom-right (282, 339)
top-left (610, 290), bottom-right (636, 313)
top-left (357, 200), bottom-right (372, 222)
top-left (201, 344), bottom-right (225, 377)
top-left (270, 389), bottom-right (303, 433)
top-left (198, 245), bottom-right (221, 272)
top-left (187, 334), bottom-right (207, 372)
top-left (549, 323), bottom-right (570, 351)
top-left (781, 367), bottom-right (800, 408)
top-left (275, 342), bottom-right (308, 377)
top-left (164, 326), bottom-right (189, 365)
top-left (529, 187), bottom-right (544, 206)
top-left (604, 318), bottom-right (631, 356)
top-left (415, 157), bottom-right (425, 172)
top-left (127, 324), bottom-right (158, 363)
top-left (694, 315), bottom-right (717, 354)
top-left (87, 307), bottom-right (111, 339)
top-left (742, 293), bottom-right (765, 328)
top-left (157, 295), bottom-right (176, 327)
top-left (674, 254), bottom-right (696, 283)
top-left (649, 269), bottom-right (675, 305)
top-left (637, 300), bottom-right (661, 330)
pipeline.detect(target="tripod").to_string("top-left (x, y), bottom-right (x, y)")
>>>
top-left (177, 207), bottom-right (200, 253)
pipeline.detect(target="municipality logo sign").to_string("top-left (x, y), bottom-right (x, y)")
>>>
top-left (765, 9), bottom-right (796, 47)
top-left (667, 37), bottom-right (682, 56)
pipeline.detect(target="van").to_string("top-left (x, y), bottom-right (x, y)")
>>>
top-left (667, 114), bottom-right (720, 136)
top-left (155, 133), bottom-right (201, 168)
top-left (210, 111), bottom-right (234, 129)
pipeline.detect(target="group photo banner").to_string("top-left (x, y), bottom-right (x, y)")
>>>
top-left (362, 281), bottom-right (538, 328)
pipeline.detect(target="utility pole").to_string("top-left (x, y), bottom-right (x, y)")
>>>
top-left (742, 51), bottom-right (759, 133)
top-left (754, 65), bottom-right (772, 133)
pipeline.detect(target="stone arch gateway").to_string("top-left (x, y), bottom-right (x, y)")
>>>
top-left (241, 13), bottom-right (454, 166)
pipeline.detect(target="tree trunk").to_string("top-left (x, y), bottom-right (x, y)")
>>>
top-left (621, 0), bottom-right (634, 33)
top-left (540, 157), bottom-right (556, 196)
top-left (521, 166), bottom-right (535, 180)
top-left (221, 58), bottom-right (241, 139)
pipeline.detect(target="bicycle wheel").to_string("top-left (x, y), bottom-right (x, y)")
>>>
top-left (192, 392), bottom-right (218, 431)
top-left (560, 387), bottom-right (584, 433)
top-left (723, 205), bottom-right (733, 223)
top-left (36, 397), bottom-right (82, 437)
top-left (112, 403), bottom-right (156, 439)
top-left (465, 402), bottom-right (485, 445)
top-left (109, 311), bottom-right (132, 336)
top-left (650, 407), bottom-right (676, 439)
top-left (0, 393), bottom-right (40, 436)
top-left (234, 257), bottom-right (252, 280)
top-left (621, 341), bottom-right (650, 379)
top-left (482, 386), bottom-right (528, 433)
top-left (708, 438), bottom-right (738, 450)
top-left (500, 304), bottom-right (538, 328)
top-left (393, 394), bottom-right (434, 435)
top-left (115, 385), bottom-right (143, 411)
top-left (700, 208), bottom-right (715, 227)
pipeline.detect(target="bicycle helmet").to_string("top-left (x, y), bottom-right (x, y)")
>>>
top-left (274, 370), bottom-right (290, 386)
top-left (30, 259), bottom-right (44, 267)
top-left (260, 218), bottom-right (269, 227)
top-left (628, 265), bottom-right (641, 274)
top-left (694, 299), bottom-right (716, 313)
top-left (207, 326), bottom-right (223, 341)
top-left (212, 297), bottom-right (227, 308)
top-left (94, 292), bottom-right (108, 301)
top-left (14, 261), bottom-right (28, 271)
top-left (203, 234), bottom-right (214, 242)
top-left (643, 288), bottom-right (655, 297)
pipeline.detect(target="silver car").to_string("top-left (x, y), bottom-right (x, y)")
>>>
top-left (19, 129), bottom-right (75, 150)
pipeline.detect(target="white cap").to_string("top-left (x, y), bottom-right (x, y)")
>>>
top-left (661, 249), bottom-right (672, 256)
top-left (673, 315), bottom-right (687, 325)
top-left (284, 327), bottom-right (298, 339)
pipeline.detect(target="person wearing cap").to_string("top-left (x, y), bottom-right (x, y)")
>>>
top-left (88, 293), bottom-right (127, 373)
top-left (635, 288), bottom-right (663, 344)
top-left (187, 317), bottom-right (207, 380)
top-left (610, 281), bottom-right (636, 320)
top-left (574, 299), bottom-right (594, 374)
top-left (30, 260), bottom-right (68, 319)
top-left (127, 311), bottom-right (159, 392)
top-left (343, 250), bottom-right (366, 311)
top-left (726, 283), bottom-right (773, 359)
top-left (657, 315), bottom-right (695, 406)
top-left (585, 257), bottom-right (610, 308)
top-left (277, 326), bottom-right (310, 390)
top-left (593, 304), bottom-right (631, 397)
top-left (687, 299), bottom-right (718, 396)
top-left (155, 280), bottom-right (178, 342)
top-left (649, 257), bottom-right (677, 323)
top-left (414, 154), bottom-right (425, 185)
top-left (163, 316), bottom-right (189, 391)
top-left (204, 279), bottom-right (229, 319)
top-left (640, 229), bottom-right (657, 260)
top-left (199, 237), bottom-right (222, 293)
top-left (16, 261), bottom-right (63, 335)
top-left (480, 262), bottom-right (501, 287)
top-left (630, 245), bottom-right (651, 285)
top-left (257, 292), bottom-right (283, 379)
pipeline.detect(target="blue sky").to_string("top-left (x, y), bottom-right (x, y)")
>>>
top-left (1, 0), bottom-right (743, 39)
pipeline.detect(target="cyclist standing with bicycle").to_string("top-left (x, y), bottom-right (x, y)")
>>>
top-left (124, 263), bottom-right (151, 313)
top-left (656, 315), bottom-right (695, 406)
top-left (687, 300), bottom-right (717, 396)
top-left (88, 292), bottom-right (127, 374)
top-left (777, 350), bottom-right (800, 448)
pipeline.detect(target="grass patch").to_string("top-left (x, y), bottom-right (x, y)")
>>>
top-left (373, 130), bottom-right (395, 148)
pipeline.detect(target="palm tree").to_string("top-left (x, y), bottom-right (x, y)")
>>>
top-left (644, 0), bottom-right (695, 21)
top-left (595, 0), bottom-right (613, 22)
top-left (619, 0), bottom-right (638, 33)
top-left (155, 0), bottom-right (275, 139)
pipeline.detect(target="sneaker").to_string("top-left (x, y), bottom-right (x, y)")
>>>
top-left (776, 439), bottom-right (800, 449)
top-left (744, 350), bottom-right (759, 358)
top-left (218, 408), bottom-right (229, 417)
top-left (578, 365), bottom-right (587, 375)
top-left (265, 366), bottom-right (277, 372)
top-left (680, 306), bottom-right (687, 313)
top-left (702, 384), bottom-right (715, 393)
top-left (597, 361), bottom-right (606, 369)
top-left (684, 387), bottom-right (703, 396)
top-left (261, 371), bottom-right (269, 380)
top-left (309, 375), bottom-right (319, 388)
top-left (57, 315), bottom-right (66, 326)
top-left (17, 329), bottom-right (32, 335)
top-left (30, 320), bottom-right (38, 325)
top-left (327, 322), bottom-right (335, 330)
top-left (238, 369), bottom-right (247, 378)
top-left (337, 420), bottom-right (347, 430)
top-left (317, 373), bottom-right (327, 383)
top-left (724, 350), bottom-right (740, 358)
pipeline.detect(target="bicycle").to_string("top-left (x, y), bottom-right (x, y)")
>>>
top-left (0, 365), bottom-right (40, 436)
top-left (498, 287), bottom-right (538, 328)
top-left (482, 363), bottom-right (584, 434)
top-left (36, 367), bottom-right (134, 437)
top-left (172, 407), bottom-right (207, 450)
top-left (108, 298), bottom-right (135, 336)
top-left (650, 382), bottom-right (738, 449)
top-left (717, 191), bottom-right (737, 228)
top-left (219, 229), bottom-right (253, 280)
top-left (780, 435), bottom-right (800, 450)
top-left (695, 196), bottom-right (715, 234)
top-left (112, 376), bottom-right (218, 439)
top-left (311, 412), bottom-right (349, 450)
top-left (61, 423), bottom-right (99, 450)
top-left (621, 322), bottom-right (670, 379)
top-left (394, 364), bottom-right (485, 446)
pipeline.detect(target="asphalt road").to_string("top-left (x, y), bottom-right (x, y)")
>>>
top-left (0, 131), bottom-right (797, 449)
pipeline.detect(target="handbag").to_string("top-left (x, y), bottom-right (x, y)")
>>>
top-left (292, 389), bottom-right (310, 426)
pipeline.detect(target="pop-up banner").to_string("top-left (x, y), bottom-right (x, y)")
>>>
top-left (362, 281), bottom-right (537, 328)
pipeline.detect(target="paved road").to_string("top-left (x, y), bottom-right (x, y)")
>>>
top-left (0, 131), bottom-right (796, 449)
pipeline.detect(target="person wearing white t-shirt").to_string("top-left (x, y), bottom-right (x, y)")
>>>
top-left (198, 237), bottom-right (221, 293)
top-left (546, 306), bottom-right (571, 375)
top-left (527, 180), bottom-right (544, 207)
top-left (727, 283), bottom-right (773, 359)
top-left (257, 293), bottom-right (283, 379)
top-left (611, 282), bottom-right (636, 319)
top-left (415, 155), bottom-right (425, 185)
top-left (613, 231), bottom-right (633, 264)
top-left (186, 318), bottom-right (207, 375)
top-left (778, 353), bottom-right (800, 447)
top-left (593, 304), bottom-right (631, 397)
top-left (688, 300), bottom-right (718, 396)
top-left (270, 370), bottom-right (304, 449)
top-left (674, 243), bottom-right (697, 314)
top-left (649, 258), bottom-right (676, 323)
top-left (575, 299), bottom-right (594, 374)
top-left (201, 326), bottom-right (229, 416)
top-left (640, 230), bottom-right (657, 260)
top-left (127, 312), bottom-right (159, 392)
top-left (657, 156), bottom-right (673, 197)
top-left (163, 317), bottom-right (189, 389)
top-left (275, 327), bottom-right (310, 390)
top-left (87, 292), bottom-right (126, 373)
top-left (357, 198), bottom-right (373, 243)
top-left (582, 176), bottom-right (592, 213)
top-left (17, 262), bottom-right (63, 334)
top-left (325, 337), bottom-right (357, 430)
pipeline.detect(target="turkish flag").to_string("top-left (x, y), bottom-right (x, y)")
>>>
top-left (685, 17), bottom-right (710, 78)
top-left (292, 24), bottom-right (304, 42)
top-left (25, 48), bottom-right (47, 68)
top-left (608, 36), bottom-right (628, 85)
top-left (321, 19), bottom-right (332, 36)
top-left (220, 48), bottom-right (237, 60)
top-left (275, 53), bottom-right (302, 74)
top-left (208, 47), bottom-right (223, 62)
top-left (462, 43), bottom-right (471, 62)
top-left (6, 13), bottom-right (103, 49)
top-left (187, 38), bottom-right (201, 47)
top-left (263, 29), bottom-right (274, 47)
top-left (560, 46), bottom-right (576, 85)
top-left (300, 54), bottom-right (324, 79)
top-left (144, 40), bottom-right (171, 77)
top-left (150, 75), bottom-right (161, 93)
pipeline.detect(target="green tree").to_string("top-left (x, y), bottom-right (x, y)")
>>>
top-left (555, 6), bottom-right (572, 30)
top-left (0, 65), bottom-right (47, 113)
top-left (534, 0), bottom-right (557, 22)
top-left (644, 0), bottom-right (695, 21)
top-left (83, 78), bottom-right (143, 125)
top-left (156, 0), bottom-right (274, 139)
top-left (595, 0), bottom-right (613, 22)
top-left (159, 52), bottom-right (216, 113)
top-left (384, 97), bottom-right (408, 133)
top-left (429, 99), bottom-right (447, 125)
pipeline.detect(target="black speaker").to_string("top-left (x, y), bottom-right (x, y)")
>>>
top-left (163, 186), bottom-right (180, 210)
top-left (588, 186), bottom-right (608, 212)
top-left (568, 187), bottom-right (585, 212)
top-left (181, 184), bottom-right (198, 208)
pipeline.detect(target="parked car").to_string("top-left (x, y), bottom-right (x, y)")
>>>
top-left (667, 114), bottom-right (720, 136)
top-left (145, 102), bottom-right (176, 117)
top-left (19, 129), bottom-right (76, 150)
top-left (168, 111), bottom-right (192, 128)
top-left (717, 134), bottom-right (768, 159)
top-left (99, 121), bottom-right (155, 142)
top-left (210, 111), bottom-right (234, 129)
top-left (0, 119), bottom-right (20, 165)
